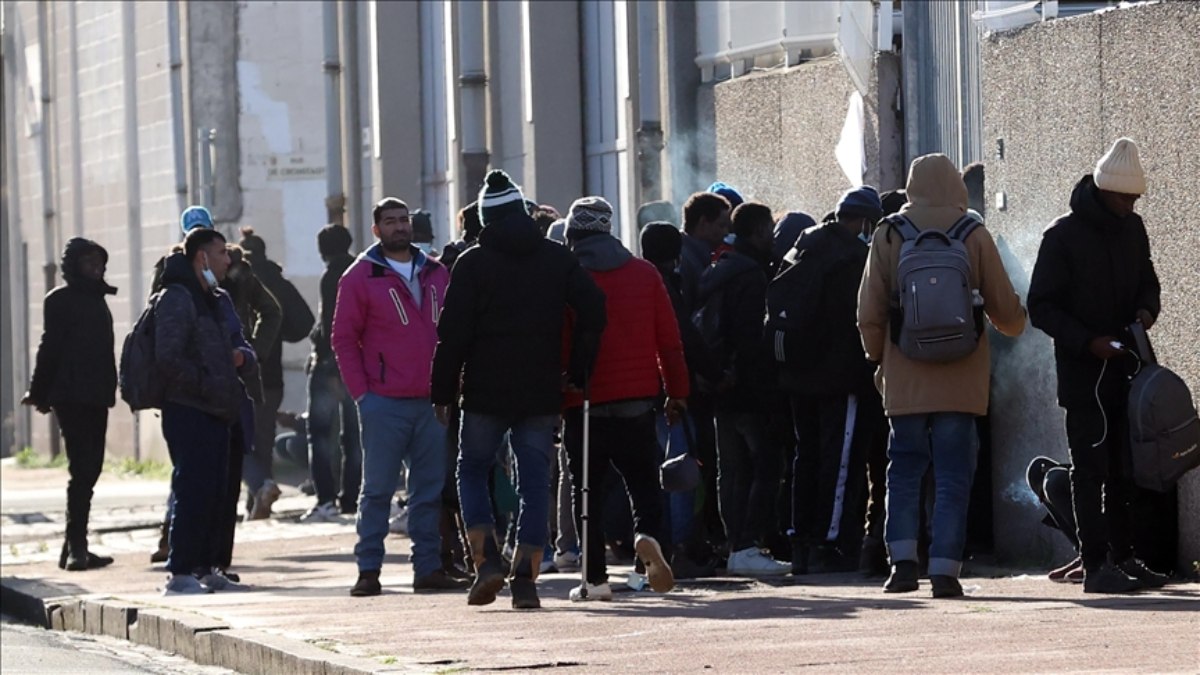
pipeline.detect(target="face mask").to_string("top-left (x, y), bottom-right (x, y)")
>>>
top-left (200, 252), bottom-right (219, 288)
top-left (858, 232), bottom-right (871, 245)
top-left (416, 242), bottom-right (433, 255)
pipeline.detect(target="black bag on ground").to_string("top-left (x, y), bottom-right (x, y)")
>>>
top-left (1126, 322), bottom-right (1200, 492)
top-left (273, 278), bottom-right (316, 343)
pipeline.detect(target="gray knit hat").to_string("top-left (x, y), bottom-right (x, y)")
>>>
top-left (566, 196), bottom-right (614, 234)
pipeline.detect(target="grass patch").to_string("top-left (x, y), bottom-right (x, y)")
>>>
top-left (104, 457), bottom-right (172, 480)
top-left (13, 447), bottom-right (68, 469)
top-left (379, 656), bottom-right (398, 665)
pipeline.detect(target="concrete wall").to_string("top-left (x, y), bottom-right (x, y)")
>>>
top-left (712, 55), bottom-right (904, 219)
top-left (981, 1), bottom-right (1200, 569)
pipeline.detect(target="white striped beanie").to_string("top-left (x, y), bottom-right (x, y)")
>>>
top-left (477, 169), bottom-right (529, 227)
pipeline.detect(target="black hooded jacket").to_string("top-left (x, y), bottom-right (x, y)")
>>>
top-left (311, 252), bottom-right (355, 362)
top-left (697, 247), bottom-right (771, 412)
top-left (27, 239), bottom-right (118, 409)
top-left (1028, 174), bottom-right (1161, 408)
top-left (430, 213), bottom-right (606, 416)
top-left (154, 253), bottom-right (246, 423)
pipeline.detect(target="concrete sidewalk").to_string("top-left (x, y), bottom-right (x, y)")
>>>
top-left (1, 465), bottom-right (1198, 673)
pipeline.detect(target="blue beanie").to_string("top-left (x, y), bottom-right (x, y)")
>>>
top-left (707, 181), bottom-right (744, 208)
top-left (835, 186), bottom-right (883, 222)
top-left (180, 205), bottom-right (213, 234)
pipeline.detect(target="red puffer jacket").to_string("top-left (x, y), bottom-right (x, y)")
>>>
top-left (564, 255), bottom-right (689, 408)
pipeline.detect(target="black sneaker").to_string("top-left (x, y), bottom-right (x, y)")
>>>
top-left (859, 536), bottom-right (890, 578)
top-left (350, 570), bottom-right (382, 597)
top-left (930, 575), bottom-right (963, 598)
top-left (883, 560), bottom-right (919, 593)
top-left (414, 570), bottom-right (471, 592)
top-left (510, 577), bottom-right (541, 609)
top-left (1116, 558), bottom-right (1170, 588)
top-left (1083, 561), bottom-right (1143, 594)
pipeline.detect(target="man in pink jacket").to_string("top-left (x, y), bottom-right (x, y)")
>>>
top-left (333, 197), bottom-right (467, 596)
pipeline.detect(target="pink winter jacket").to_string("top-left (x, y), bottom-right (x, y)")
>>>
top-left (332, 244), bottom-right (449, 401)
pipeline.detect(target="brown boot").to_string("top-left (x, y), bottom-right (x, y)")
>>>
top-left (509, 544), bottom-right (542, 610)
top-left (466, 526), bottom-right (506, 606)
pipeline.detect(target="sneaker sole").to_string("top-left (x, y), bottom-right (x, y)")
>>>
top-left (635, 537), bottom-right (675, 593)
top-left (467, 571), bottom-right (506, 606)
top-left (883, 581), bottom-right (920, 593)
top-left (727, 568), bottom-right (791, 577)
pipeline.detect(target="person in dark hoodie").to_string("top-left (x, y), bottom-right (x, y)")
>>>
top-left (23, 238), bottom-right (118, 572)
top-left (439, 201), bottom-right (483, 271)
top-left (303, 224), bottom-right (363, 523)
top-left (777, 186), bottom-right (886, 575)
top-left (430, 170), bottom-right (606, 610)
top-left (155, 228), bottom-right (257, 594)
top-left (697, 201), bottom-right (791, 576)
top-left (1028, 138), bottom-right (1168, 594)
top-left (560, 197), bottom-right (688, 601)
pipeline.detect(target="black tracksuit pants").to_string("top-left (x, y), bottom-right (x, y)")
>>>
top-left (1065, 393), bottom-right (1135, 570)
top-left (54, 403), bottom-right (109, 550)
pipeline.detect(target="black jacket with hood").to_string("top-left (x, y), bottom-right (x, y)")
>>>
top-left (310, 252), bottom-right (356, 363)
top-left (154, 252), bottom-right (248, 423)
top-left (777, 221), bottom-right (874, 396)
top-left (697, 246), bottom-right (772, 412)
top-left (1028, 174), bottom-right (1161, 408)
top-left (430, 213), bottom-right (607, 416)
top-left (27, 239), bottom-right (118, 409)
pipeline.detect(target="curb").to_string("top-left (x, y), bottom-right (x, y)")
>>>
top-left (1, 575), bottom-right (407, 674)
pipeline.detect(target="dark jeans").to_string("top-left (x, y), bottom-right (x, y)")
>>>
top-left (307, 358), bottom-right (362, 511)
top-left (690, 394), bottom-right (724, 547)
top-left (162, 402), bottom-right (231, 575)
top-left (244, 386), bottom-right (283, 491)
top-left (54, 403), bottom-right (108, 548)
top-left (215, 406), bottom-right (252, 570)
top-left (563, 408), bottom-right (664, 585)
top-left (1066, 396), bottom-right (1135, 570)
top-left (715, 410), bottom-right (778, 552)
top-left (790, 392), bottom-right (879, 553)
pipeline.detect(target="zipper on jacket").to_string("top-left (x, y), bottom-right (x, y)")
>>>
top-left (379, 353), bottom-right (386, 383)
top-left (388, 288), bottom-right (410, 325)
top-left (430, 286), bottom-right (440, 323)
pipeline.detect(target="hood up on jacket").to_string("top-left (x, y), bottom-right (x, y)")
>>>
top-left (899, 153), bottom-right (969, 232)
top-left (477, 212), bottom-right (545, 257)
top-left (571, 233), bottom-right (633, 272)
top-left (61, 237), bottom-right (118, 295)
top-left (1068, 174), bottom-right (1135, 232)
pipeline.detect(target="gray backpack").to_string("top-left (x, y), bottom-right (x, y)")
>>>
top-left (1127, 323), bottom-right (1200, 492)
top-left (888, 214), bottom-right (983, 363)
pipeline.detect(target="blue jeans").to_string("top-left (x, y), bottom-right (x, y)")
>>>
top-left (885, 413), bottom-right (978, 578)
top-left (307, 358), bottom-right (362, 511)
top-left (354, 393), bottom-right (445, 576)
top-left (656, 414), bottom-right (695, 546)
top-left (458, 412), bottom-right (556, 549)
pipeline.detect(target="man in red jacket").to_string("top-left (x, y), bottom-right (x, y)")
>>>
top-left (561, 196), bottom-right (690, 601)
top-left (332, 197), bottom-right (467, 596)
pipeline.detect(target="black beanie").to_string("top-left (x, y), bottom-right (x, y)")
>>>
top-left (239, 226), bottom-right (267, 260)
top-left (639, 222), bottom-right (682, 265)
top-left (317, 224), bottom-right (353, 257)
top-left (477, 169), bottom-right (528, 227)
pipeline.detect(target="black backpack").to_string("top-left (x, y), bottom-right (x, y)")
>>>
top-left (1126, 323), bottom-right (1200, 492)
top-left (273, 277), bottom-right (316, 343)
top-left (764, 245), bottom-right (826, 369)
top-left (119, 288), bottom-right (172, 411)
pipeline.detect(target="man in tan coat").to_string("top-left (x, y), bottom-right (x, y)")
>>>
top-left (858, 153), bottom-right (1026, 598)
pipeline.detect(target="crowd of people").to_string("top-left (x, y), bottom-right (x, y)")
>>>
top-left (23, 138), bottom-right (1180, 607)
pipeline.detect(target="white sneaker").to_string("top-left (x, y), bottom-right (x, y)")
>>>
top-left (568, 582), bottom-right (613, 602)
top-left (726, 547), bottom-right (791, 577)
top-left (163, 573), bottom-right (210, 595)
top-left (553, 550), bottom-right (580, 573)
top-left (200, 568), bottom-right (250, 592)
top-left (299, 502), bottom-right (340, 523)
top-left (388, 507), bottom-right (409, 534)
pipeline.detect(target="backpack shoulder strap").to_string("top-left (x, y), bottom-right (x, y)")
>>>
top-left (884, 214), bottom-right (920, 242)
top-left (947, 215), bottom-right (982, 243)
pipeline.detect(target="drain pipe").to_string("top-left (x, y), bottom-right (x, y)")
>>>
top-left (322, 1), bottom-right (344, 225)
top-left (340, 0), bottom-right (361, 231)
top-left (67, 2), bottom-right (83, 238)
top-left (37, 0), bottom-right (61, 459)
top-left (167, 0), bottom-right (188, 215)
top-left (635, 0), bottom-right (664, 204)
top-left (457, 1), bottom-right (489, 204)
top-left (122, 1), bottom-right (144, 461)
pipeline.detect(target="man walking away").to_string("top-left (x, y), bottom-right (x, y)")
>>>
top-left (561, 197), bottom-right (689, 601)
top-left (334, 198), bottom-right (466, 596)
top-left (156, 228), bottom-right (254, 594)
top-left (858, 153), bottom-right (1026, 598)
top-left (431, 170), bottom-right (606, 610)
top-left (1027, 138), bottom-right (1168, 594)
top-left (23, 238), bottom-right (118, 571)
top-left (304, 224), bottom-right (363, 522)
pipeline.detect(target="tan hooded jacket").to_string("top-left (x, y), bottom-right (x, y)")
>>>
top-left (857, 154), bottom-right (1026, 417)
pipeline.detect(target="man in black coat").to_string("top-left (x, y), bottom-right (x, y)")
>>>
top-left (430, 169), bottom-right (606, 609)
top-left (23, 238), bottom-right (118, 571)
top-left (1028, 138), bottom-right (1166, 594)
top-left (776, 187), bottom-right (887, 575)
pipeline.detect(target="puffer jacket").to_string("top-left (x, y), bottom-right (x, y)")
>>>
top-left (562, 234), bottom-right (689, 409)
top-left (857, 153), bottom-right (1027, 417)
top-left (332, 243), bottom-right (448, 401)
top-left (154, 253), bottom-right (247, 423)
top-left (698, 247), bottom-right (773, 412)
